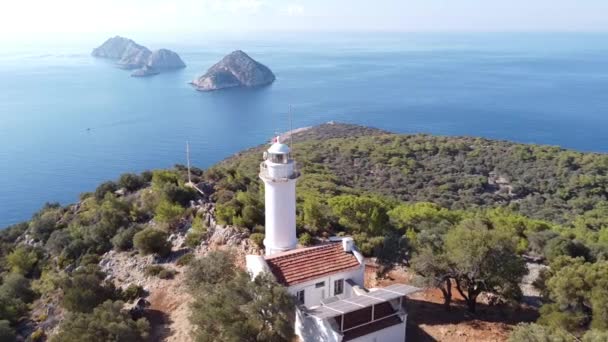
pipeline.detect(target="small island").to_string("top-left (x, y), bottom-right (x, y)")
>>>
top-left (92, 36), bottom-right (186, 77)
top-left (191, 50), bottom-right (275, 91)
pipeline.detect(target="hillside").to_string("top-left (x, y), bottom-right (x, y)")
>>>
top-left (220, 122), bottom-right (608, 224)
top-left (1, 122), bottom-right (608, 341)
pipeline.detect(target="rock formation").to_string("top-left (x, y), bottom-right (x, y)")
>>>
top-left (92, 36), bottom-right (186, 77)
top-left (191, 50), bottom-right (275, 91)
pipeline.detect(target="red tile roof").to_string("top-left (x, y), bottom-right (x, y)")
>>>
top-left (264, 242), bottom-right (361, 286)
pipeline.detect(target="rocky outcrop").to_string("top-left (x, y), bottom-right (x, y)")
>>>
top-left (92, 36), bottom-right (186, 76)
top-left (191, 50), bottom-right (275, 91)
top-left (147, 49), bottom-right (186, 70)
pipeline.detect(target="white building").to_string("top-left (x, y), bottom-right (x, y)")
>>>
top-left (246, 136), bottom-right (420, 342)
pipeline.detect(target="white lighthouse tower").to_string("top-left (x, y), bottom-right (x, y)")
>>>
top-left (259, 136), bottom-right (300, 256)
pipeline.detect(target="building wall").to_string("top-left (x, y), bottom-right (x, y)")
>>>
top-left (295, 307), bottom-right (342, 342)
top-left (262, 178), bottom-right (298, 255)
top-left (287, 266), bottom-right (365, 307)
top-left (347, 317), bottom-right (407, 342)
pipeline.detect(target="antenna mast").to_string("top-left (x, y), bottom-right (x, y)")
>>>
top-left (186, 141), bottom-right (192, 185)
top-left (289, 105), bottom-right (294, 154)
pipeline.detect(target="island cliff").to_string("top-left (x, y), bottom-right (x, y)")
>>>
top-left (92, 36), bottom-right (186, 77)
top-left (191, 50), bottom-right (275, 91)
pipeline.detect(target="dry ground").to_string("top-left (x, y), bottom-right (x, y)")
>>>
top-left (368, 265), bottom-right (538, 342)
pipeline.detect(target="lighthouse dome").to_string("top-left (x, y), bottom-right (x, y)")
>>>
top-left (268, 142), bottom-right (291, 154)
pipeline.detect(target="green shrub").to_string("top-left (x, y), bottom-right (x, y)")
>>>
top-left (144, 265), bottom-right (164, 277)
top-left (112, 226), bottom-right (141, 251)
top-left (122, 284), bottom-right (145, 302)
top-left (133, 228), bottom-right (171, 257)
top-left (152, 170), bottom-right (180, 189)
top-left (79, 254), bottom-right (100, 266)
top-left (0, 320), bottom-right (15, 342)
top-left (6, 246), bottom-right (39, 275)
top-left (31, 328), bottom-right (45, 341)
top-left (191, 215), bottom-right (207, 233)
top-left (185, 250), bottom-right (236, 291)
top-left (508, 323), bottom-right (569, 342)
top-left (161, 184), bottom-right (196, 207)
top-left (155, 200), bottom-right (185, 225)
top-left (51, 300), bottom-right (149, 342)
top-left (143, 265), bottom-right (175, 279)
top-left (185, 231), bottom-right (203, 248)
top-left (250, 233), bottom-right (265, 248)
top-left (158, 269), bottom-right (176, 280)
top-left (0, 273), bottom-right (36, 303)
top-left (94, 181), bottom-right (118, 201)
top-left (176, 253), bottom-right (194, 267)
top-left (45, 229), bottom-right (72, 255)
top-left (298, 232), bottom-right (313, 246)
top-left (60, 267), bottom-right (115, 313)
top-left (118, 173), bottom-right (145, 192)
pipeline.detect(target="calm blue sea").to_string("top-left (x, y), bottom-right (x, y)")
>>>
top-left (1, 33), bottom-right (608, 228)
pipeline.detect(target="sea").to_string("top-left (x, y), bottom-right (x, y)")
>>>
top-left (1, 32), bottom-right (608, 228)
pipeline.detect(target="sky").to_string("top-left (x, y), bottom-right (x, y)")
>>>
top-left (1, 0), bottom-right (608, 44)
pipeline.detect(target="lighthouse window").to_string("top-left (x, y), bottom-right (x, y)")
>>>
top-left (296, 290), bottom-right (305, 304)
top-left (334, 279), bottom-right (344, 295)
top-left (269, 153), bottom-right (289, 164)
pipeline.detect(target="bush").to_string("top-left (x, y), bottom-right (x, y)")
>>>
top-left (122, 284), bottom-right (145, 302)
top-left (176, 253), bottom-right (194, 267)
top-left (94, 181), bottom-right (118, 201)
top-left (151, 170), bottom-right (179, 189)
top-left (298, 232), bottom-right (313, 246)
top-left (144, 265), bottom-right (164, 277)
top-left (0, 273), bottom-right (36, 303)
top-left (6, 246), bottom-right (39, 275)
top-left (118, 173), bottom-right (145, 192)
top-left (51, 300), bottom-right (149, 342)
top-left (543, 236), bottom-right (590, 262)
top-left (185, 231), bottom-right (203, 248)
top-left (185, 250), bottom-right (236, 291)
top-left (60, 266), bottom-right (116, 313)
top-left (111, 226), bottom-right (141, 251)
top-left (79, 254), bottom-right (100, 266)
top-left (508, 323), bottom-right (569, 342)
top-left (133, 228), bottom-right (171, 257)
top-left (29, 209), bottom-right (61, 242)
top-left (158, 269), bottom-right (176, 280)
top-left (0, 320), bottom-right (15, 342)
top-left (31, 328), bottom-right (45, 341)
top-left (143, 265), bottom-right (175, 279)
top-left (250, 233), bottom-right (265, 248)
top-left (161, 184), bottom-right (196, 207)
top-left (154, 200), bottom-right (185, 225)
top-left (45, 229), bottom-right (72, 255)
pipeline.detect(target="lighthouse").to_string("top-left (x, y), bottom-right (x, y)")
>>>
top-left (259, 136), bottom-right (300, 256)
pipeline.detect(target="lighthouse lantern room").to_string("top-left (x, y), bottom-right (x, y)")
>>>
top-left (259, 136), bottom-right (300, 256)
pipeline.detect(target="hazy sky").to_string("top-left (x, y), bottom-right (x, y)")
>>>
top-left (2, 0), bottom-right (608, 43)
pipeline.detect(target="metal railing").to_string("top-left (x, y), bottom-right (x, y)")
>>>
top-left (259, 161), bottom-right (300, 181)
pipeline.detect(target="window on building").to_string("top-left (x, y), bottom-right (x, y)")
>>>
top-left (315, 281), bottom-right (325, 288)
top-left (334, 279), bottom-right (344, 295)
top-left (296, 290), bottom-right (305, 304)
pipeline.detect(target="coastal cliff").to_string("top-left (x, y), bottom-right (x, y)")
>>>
top-left (191, 50), bottom-right (275, 91)
top-left (92, 36), bottom-right (186, 77)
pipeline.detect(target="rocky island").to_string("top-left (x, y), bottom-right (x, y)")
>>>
top-left (92, 36), bottom-right (186, 77)
top-left (191, 50), bottom-right (275, 91)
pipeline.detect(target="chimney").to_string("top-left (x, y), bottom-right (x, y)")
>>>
top-left (342, 237), bottom-right (354, 253)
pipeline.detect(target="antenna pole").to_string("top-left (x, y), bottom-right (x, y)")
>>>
top-left (186, 141), bottom-right (192, 185)
top-left (289, 105), bottom-right (294, 154)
